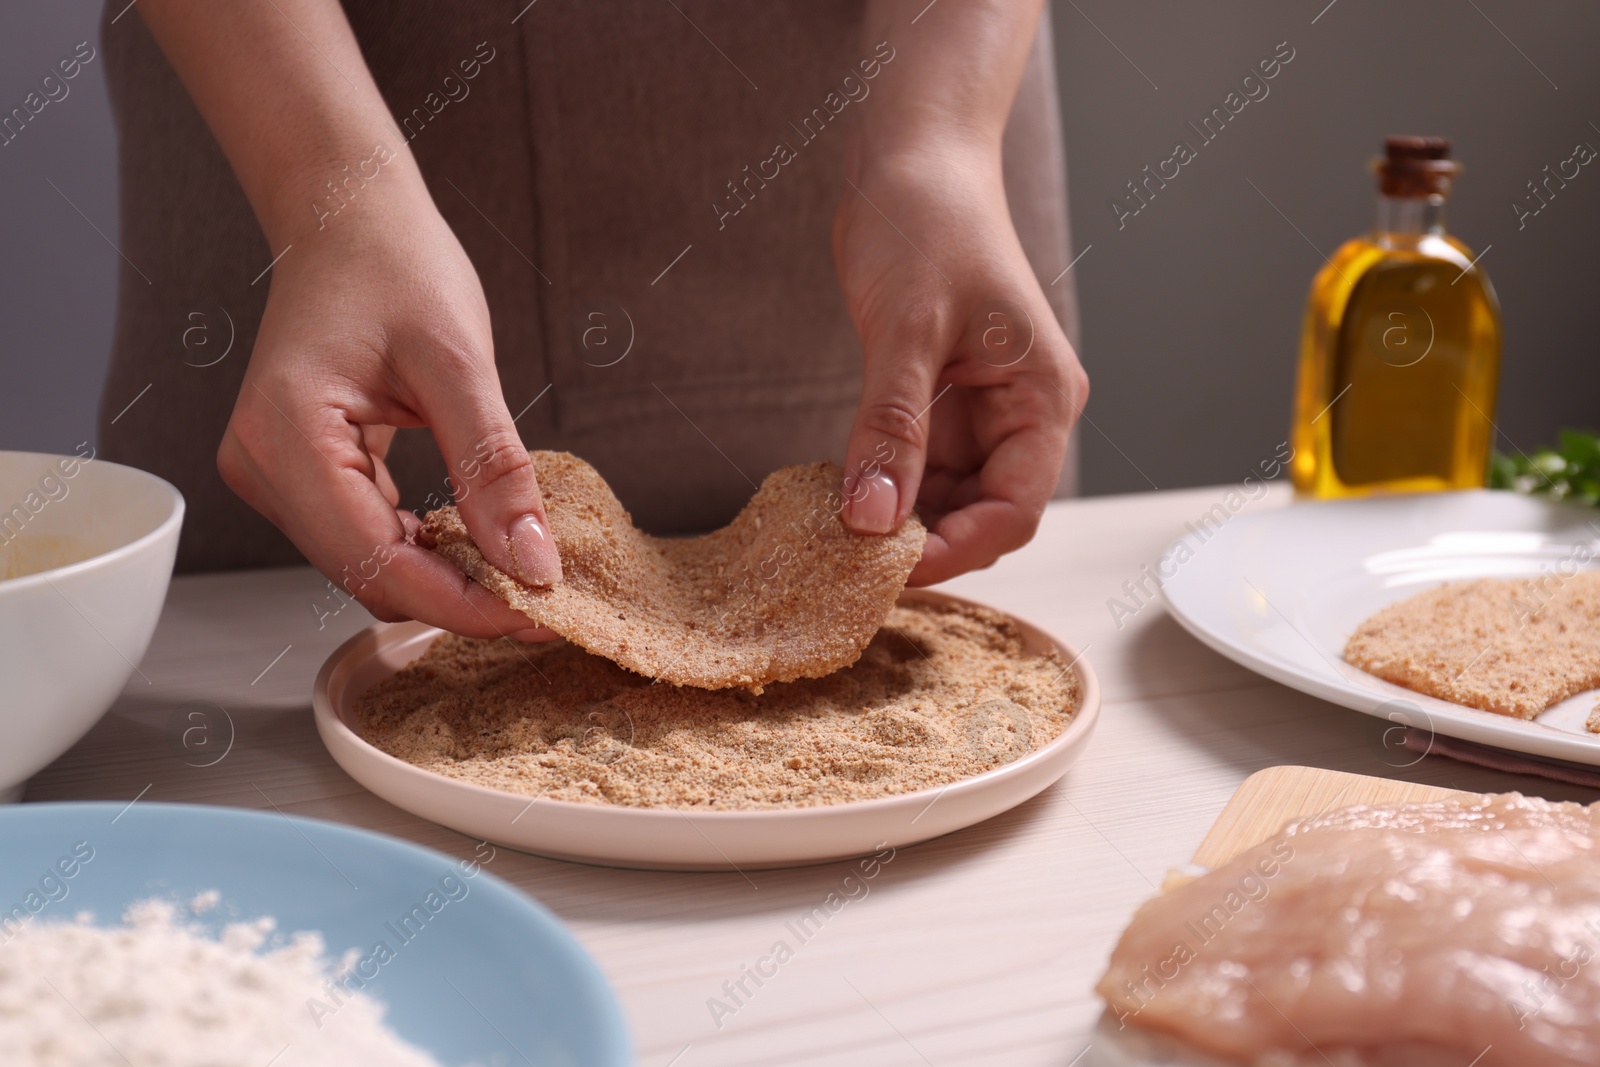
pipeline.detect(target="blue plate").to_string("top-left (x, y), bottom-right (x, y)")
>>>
top-left (0, 802), bottom-right (630, 1066)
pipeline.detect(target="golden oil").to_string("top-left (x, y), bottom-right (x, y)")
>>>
top-left (1290, 137), bottom-right (1501, 497)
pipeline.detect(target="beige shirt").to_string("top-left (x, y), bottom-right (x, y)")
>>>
top-left (97, 0), bottom-right (1080, 572)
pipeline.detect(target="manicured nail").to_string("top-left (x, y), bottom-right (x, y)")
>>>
top-left (844, 472), bottom-right (898, 535)
top-left (508, 514), bottom-right (563, 587)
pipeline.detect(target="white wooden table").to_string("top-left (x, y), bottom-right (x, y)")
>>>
top-left (28, 484), bottom-right (1598, 1066)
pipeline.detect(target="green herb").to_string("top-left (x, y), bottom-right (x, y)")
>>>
top-left (1489, 429), bottom-right (1600, 506)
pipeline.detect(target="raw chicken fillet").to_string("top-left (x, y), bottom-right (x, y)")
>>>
top-left (1097, 793), bottom-right (1600, 1067)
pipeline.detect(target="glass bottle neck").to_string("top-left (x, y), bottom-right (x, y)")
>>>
top-left (1375, 194), bottom-right (1446, 241)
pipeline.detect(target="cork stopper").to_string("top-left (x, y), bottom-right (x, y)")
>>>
top-left (1374, 136), bottom-right (1459, 198)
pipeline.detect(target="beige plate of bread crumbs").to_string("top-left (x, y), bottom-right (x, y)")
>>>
top-left (1160, 490), bottom-right (1600, 766)
top-left (313, 590), bottom-right (1098, 870)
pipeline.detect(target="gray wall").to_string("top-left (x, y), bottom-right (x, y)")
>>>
top-left (1054, 0), bottom-right (1600, 493)
top-left (3, 1), bottom-right (1597, 496)
top-left (0, 0), bottom-right (116, 456)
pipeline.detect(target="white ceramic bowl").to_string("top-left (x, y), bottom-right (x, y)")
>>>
top-left (315, 590), bottom-right (1100, 870)
top-left (0, 450), bottom-right (183, 801)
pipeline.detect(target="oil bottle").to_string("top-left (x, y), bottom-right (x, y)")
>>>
top-left (1290, 136), bottom-right (1501, 497)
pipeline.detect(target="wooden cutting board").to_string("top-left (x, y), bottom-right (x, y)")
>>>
top-left (1181, 766), bottom-right (1474, 878)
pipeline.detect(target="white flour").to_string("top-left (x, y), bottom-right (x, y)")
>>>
top-left (0, 896), bottom-right (449, 1066)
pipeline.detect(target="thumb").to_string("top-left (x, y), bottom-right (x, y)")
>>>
top-left (421, 361), bottom-right (562, 588)
top-left (841, 354), bottom-right (940, 535)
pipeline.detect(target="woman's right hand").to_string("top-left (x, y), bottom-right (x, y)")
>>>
top-left (217, 178), bottom-right (561, 639)
top-left (133, 0), bottom-right (557, 638)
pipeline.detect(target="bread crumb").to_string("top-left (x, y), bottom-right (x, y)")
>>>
top-left (420, 452), bottom-right (925, 691)
top-left (355, 600), bottom-right (1080, 810)
top-left (1346, 573), bottom-right (1600, 719)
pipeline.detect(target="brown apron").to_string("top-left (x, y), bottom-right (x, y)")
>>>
top-left (97, 0), bottom-right (1081, 572)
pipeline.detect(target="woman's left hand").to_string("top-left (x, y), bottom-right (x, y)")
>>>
top-left (832, 142), bottom-right (1088, 585)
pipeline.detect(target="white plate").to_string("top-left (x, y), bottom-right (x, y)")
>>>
top-left (1160, 489), bottom-right (1600, 765)
top-left (313, 590), bottom-right (1099, 870)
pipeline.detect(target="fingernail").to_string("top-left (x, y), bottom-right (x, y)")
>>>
top-left (511, 628), bottom-right (551, 643)
top-left (508, 515), bottom-right (563, 587)
top-left (843, 472), bottom-right (899, 535)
